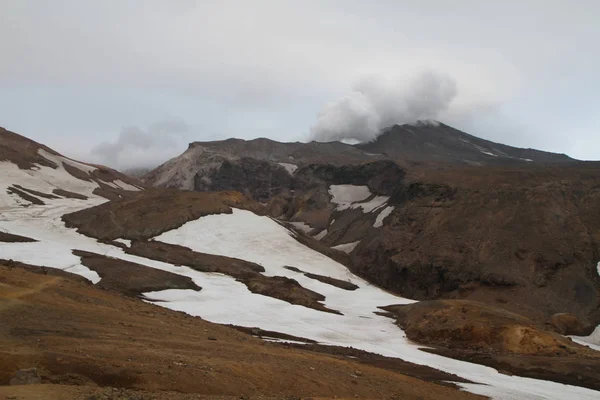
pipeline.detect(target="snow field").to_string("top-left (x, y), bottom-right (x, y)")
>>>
top-left (1, 193), bottom-right (599, 399)
top-left (152, 209), bottom-right (600, 400)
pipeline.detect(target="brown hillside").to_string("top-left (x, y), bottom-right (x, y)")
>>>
top-left (0, 264), bottom-right (482, 400)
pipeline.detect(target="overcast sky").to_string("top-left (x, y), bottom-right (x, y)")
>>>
top-left (1, 1), bottom-right (598, 169)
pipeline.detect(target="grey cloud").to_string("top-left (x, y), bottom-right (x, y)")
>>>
top-left (0, 1), bottom-right (599, 159)
top-left (310, 70), bottom-right (458, 142)
top-left (90, 120), bottom-right (190, 171)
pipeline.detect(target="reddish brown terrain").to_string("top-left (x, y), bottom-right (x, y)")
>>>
top-left (142, 125), bottom-right (600, 337)
top-left (135, 122), bottom-right (600, 393)
top-left (62, 189), bottom-right (264, 241)
top-left (0, 263), bottom-right (482, 400)
top-left (148, 133), bottom-right (600, 329)
top-left (381, 300), bottom-right (600, 390)
top-left (2, 124), bottom-right (600, 398)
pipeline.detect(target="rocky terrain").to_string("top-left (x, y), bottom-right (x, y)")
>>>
top-left (380, 300), bottom-right (600, 390)
top-left (2, 126), bottom-right (600, 399)
top-left (142, 123), bottom-right (600, 333)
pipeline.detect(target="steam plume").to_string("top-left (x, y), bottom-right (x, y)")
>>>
top-left (310, 70), bottom-right (457, 142)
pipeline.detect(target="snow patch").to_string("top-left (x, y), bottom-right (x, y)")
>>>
top-left (278, 162), bottom-right (298, 174)
top-left (63, 264), bottom-right (101, 284)
top-left (314, 229), bottom-right (328, 240)
top-left (114, 238), bottom-right (132, 247)
top-left (480, 151), bottom-right (498, 157)
top-left (374, 206), bottom-right (394, 228)
top-left (328, 185), bottom-right (371, 210)
top-left (290, 221), bottom-right (312, 233)
top-left (332, 241), bottom-right (360, 254)
top-left (570, 326), bottom-right (600, 352)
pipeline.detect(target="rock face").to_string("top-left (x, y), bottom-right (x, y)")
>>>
top-left (194, 157), bottom-right (293, 202)
top-left (142, 122), bottom-right (600, 329)
top-left (351, 164), bottom-right (600, 328)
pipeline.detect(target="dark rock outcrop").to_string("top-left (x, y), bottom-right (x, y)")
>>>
top-left (194, 157), bottom-right (292, 202)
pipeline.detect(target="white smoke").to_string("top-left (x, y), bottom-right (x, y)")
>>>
top-left (90, 120), bottom-right (190, 171)
top-left (310, 70), bottom-right (458, 142)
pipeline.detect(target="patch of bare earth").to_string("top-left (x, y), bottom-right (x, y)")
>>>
top-left (284, 266), bottom-right (358, 291)
top-left (12, 184), bottom-right (60, 199)
top-left (72, 250), bottom-right (201, 296)
top-left (62, 190), bottom-right (265, 241)
top-left (243, 275), bottom-right (340, 315)
top-left (7, 185), bottom-right (45, 205)
top-left (0, 232), bottom-right (37, 243)
top-left (381, 299), bottom-right (600, 391)
top-left (0, 264), bottom-right (482, 400)
top-left (52, 188), bottom-right (89, 200)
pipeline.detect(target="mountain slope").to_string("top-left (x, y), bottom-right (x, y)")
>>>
top-left (0, 126), bottom-right (144, 210)
top-left (1, 263), bottom-right (481, 400)
top-left (3, 126), bottom-right (600, 399)
top-left (141, 122), bottom-right (600, 331)
top-left (144, 121), bottom-right (576, 193)
top-left (144, 137), bottom-right (379, 191)
top-left (357, 121), bottom-right (575, 165)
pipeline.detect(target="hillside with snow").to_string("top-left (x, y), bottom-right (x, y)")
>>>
top-left (1, 127), bottom-right (600, 399)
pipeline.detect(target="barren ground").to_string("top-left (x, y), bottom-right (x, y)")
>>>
top-left (0, 264), bottom-right (483, 400)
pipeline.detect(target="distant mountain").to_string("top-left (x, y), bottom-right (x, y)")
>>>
top-left (144, 137), bottom-right (378, 190)
top-left (357, 121), bottom-right (575, 165)
top-left (142, 121), bottom-right (600, 340)
top-left (144, 121), bottom-right (576, 192)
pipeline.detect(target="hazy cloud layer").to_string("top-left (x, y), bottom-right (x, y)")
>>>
top-left (90, 120), bottom-right (190, 170)
top-left (0, 1), bottom-right (599, 162)
top-left (310, 71), bottom-right (458, 142)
